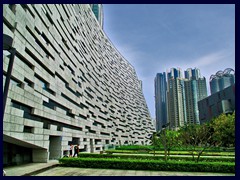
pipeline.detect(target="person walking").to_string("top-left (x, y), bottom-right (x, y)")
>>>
top-left (73, 144), bottom-right (80, 157)
top-left (69, 144), bottom-right (73, 157)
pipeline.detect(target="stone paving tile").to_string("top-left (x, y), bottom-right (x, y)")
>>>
top-left (4, 160), bottom-right (59, 176)
top-left (33, 167), bottom-right (235, 176)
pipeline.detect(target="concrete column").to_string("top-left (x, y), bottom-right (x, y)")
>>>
top-left (32, 149), bottom-right (48, 163)
top-left (49, 136), bottom-right (62, 160)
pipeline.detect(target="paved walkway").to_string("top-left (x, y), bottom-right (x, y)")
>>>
top-left (34, 167), bottom-right (235, 176)
top-left (3, 160), bottom-right (234, 176)
top-left (4, 160), bottom-right (59, 176)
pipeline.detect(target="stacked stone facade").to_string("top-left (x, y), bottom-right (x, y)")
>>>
top-left (3, 4), bottom-right (154, 163)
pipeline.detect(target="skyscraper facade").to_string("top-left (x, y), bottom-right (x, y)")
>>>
top-left (210, 68), bottom-right (235, 94)
top-left (157, 68), bottom-right (207, 130)
top-left (197, 77), bottom-right (208, 101)
top-left (184, 68), bottom-right (208, 124)
top-left (185, 68), bottom-right (201, 80)
top-left (154, 73), bottom-right (167, 131)
top-left (184, 80), bottom-right (199, 124)
top-left (167, 68), bottom-right (187, 130)
top-left (185, 68), bottom-right (207, 124)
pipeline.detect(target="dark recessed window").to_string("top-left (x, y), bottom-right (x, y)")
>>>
top-left (9, 4), bottom-right (16, 14)
top-left (23, 126), bottom-right (34, 133)
top-left (24, 78), bottom-right (34, 88)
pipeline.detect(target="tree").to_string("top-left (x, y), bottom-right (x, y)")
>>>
top-left (210, 112), bottom-right (235, 148)
top-left (150, 132), bottom-right (161, 156)
top-left (178, 123), bottom-right (215, 162)
top-left (157, 129), bottom-right (168, 161)
top-left (156, 128), bottom-right (180, 161)
top-left (165, 130), bottom-right (181, 157)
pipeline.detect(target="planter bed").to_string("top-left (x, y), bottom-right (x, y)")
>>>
top-left (59, 157), bottom-right (235, 173)
top-left (78, 153), bottom-right (235, 162)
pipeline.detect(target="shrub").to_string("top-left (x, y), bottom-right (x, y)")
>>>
top-left (115, 145), bottom-right (155, 151)
top-left (148, 150), bottom-right (235, 157)
top-left (78, 153), bottom-right (234, 162)
top-left (59, 157), bottom-right (235, 173)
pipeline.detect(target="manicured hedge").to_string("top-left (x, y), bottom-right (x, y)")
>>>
top-left (78, 153), bottom-right (235, 162)
top-left (59, 157), bottom-right (235, 173)
top-left (115, 145), bottom-right (235, 152)
top-left (148, 151), bottom-right (235, 156)
top-left (115, 145), bottom-right (156, 151)
top-left (105, 149), bottom-right (235, 157)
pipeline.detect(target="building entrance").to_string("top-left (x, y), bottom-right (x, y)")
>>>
top-left (3, 142), bottom-right (32, 167)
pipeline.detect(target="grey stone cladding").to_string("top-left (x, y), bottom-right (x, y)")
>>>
top-left (3, 4), bottom-right (155, 158)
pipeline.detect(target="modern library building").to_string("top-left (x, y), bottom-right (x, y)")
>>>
top-left (3, 4), bottom-right (155, 165)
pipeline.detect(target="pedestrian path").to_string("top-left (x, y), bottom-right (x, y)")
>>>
top-left (3, 160), bottom-right (234, 176)
top-left (3, 160), bottom-right (59, 176)
top-left (34, 167), bottom-right (235, 176)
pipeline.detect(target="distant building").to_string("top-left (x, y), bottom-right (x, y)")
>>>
top-left (152, 118), bottom-right (157, 130)
top-left (198, 84), bottom-right (235, 124)
top-left (197, 77), bottom-right (208, 101)
top-left (184, 80), bottom-right (200, 124)
top-left (167, 68), bottom-right (187, 130)
top-left (185, 68), bottom-right (201, 80)
top-left (90, 4), bottom-right (104, 28)
top-left (184, 68), bottom-right (207, 124)
top-left (154, 73), bottom-right (167, 131)
top-left (158, 67), bottom-right (207, 130)
top-left (210, 68), bottom-right (235, 94)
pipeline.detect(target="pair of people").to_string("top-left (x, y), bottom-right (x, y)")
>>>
top-left (69, 144), bottom-right (79, 157)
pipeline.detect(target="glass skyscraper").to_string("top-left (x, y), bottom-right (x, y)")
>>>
top-left (167, 68), bottom-right (187, 130)
top-left (156, 67), bottom-right (207, 130)
top-left (184, 68), bottom-right (207, 124)
top-left (154, 73), bottom-right (167, 131)
top-left (210, 68), bottom-right (235, 94)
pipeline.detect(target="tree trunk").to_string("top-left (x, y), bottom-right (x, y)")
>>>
top-left (197, 149), bottom-right (204, 163)
top-left (164, 149), bottom-right (167, 161)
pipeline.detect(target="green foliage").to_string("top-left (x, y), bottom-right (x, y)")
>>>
top-left (178, 123), bottom-right (218, 162)
top-left (148, 150), bottom-right (235, 156)
top-left (115, 145), bottom-right (156, 151)
top-left (59, 157), bottom-right (235, 173)
top-left (105, 150), bottom-right (141, 154)
top-left (107, 112), bottom-right (235, 164)
top-left (78, 153), bottom-right (235, 162)
top-left (210, 112), bottom-right (235, 147)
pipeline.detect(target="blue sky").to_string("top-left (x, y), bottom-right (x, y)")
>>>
top-left (103, 4), bottom-right (235, 119)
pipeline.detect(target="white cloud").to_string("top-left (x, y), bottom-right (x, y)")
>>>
top-left (186, 50), bottom-right (231, 69)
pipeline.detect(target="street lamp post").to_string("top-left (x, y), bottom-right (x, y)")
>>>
top-left (3, 34), bottom-right (16, 119)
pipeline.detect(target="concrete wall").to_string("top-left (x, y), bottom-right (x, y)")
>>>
top-left (3, 4), bottom-right (155, 162)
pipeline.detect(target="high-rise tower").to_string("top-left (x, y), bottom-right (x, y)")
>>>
top-left (210, 68), bottom-right (235, 94)
top-left (167, 68), bottom-right (187, 130)
top-left (184, 68), bottom-right (207, 124)
top-left (164, 67), bottom-right (207, 129)
top-left (185, 68), bottom-right (201, 80)
top-left (154, 73), bottom-right (167, 131)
